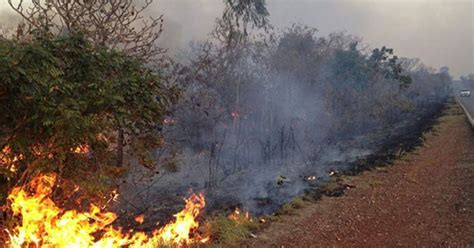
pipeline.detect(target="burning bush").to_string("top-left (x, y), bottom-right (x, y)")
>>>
top-left (0, 32), bottom-right (178, 199)
top-left (4, 173), bottom-right (209, 247)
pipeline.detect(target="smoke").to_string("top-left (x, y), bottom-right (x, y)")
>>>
top-left (117, 23), bottom-right (450, 217)
top-left (1, 1), bottom-right (472, 76)
top-left (134, 0), bottom-right (474, 77)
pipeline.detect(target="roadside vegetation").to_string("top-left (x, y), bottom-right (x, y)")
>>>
top-left (459, 74), bottom-right (474, 88)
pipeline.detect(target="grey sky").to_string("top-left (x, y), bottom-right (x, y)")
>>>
top-left (1, 0), bottom-right (472, 77)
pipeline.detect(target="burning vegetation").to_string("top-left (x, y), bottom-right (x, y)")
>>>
top-left (0, 0), bottom-right (455, 247)
top-left (5, 173), bottom-right (209, 247)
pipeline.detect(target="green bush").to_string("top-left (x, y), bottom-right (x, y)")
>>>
top-left (0, 32), bottom-right (178, 198)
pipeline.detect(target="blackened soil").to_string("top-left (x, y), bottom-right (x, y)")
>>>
top-left (243, 103), bottom-right (474, 247)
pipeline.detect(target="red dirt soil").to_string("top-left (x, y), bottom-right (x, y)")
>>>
top-left (243, 106), bottom-right (474, 247)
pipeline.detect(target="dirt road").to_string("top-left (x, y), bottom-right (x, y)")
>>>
top-left (244, 105), bottom-right (474, 247)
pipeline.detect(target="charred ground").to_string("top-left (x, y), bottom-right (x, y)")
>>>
top-left (242, 102), bottom-right (474, 247)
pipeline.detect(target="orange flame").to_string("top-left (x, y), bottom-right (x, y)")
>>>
top-left (72, 144), bottom-right (90, 154)
top-left (1, 146), bottom-right (22, 174)
top-left (228, 208), bottom-right (250, 224)
top-left (134, 214), bottom-right (145, 224)
top-left (5, 173), bottom-right (209, 247)
top-left (0, 143), bottom-right (91, 175)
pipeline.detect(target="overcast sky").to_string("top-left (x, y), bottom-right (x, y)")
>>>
top-left (1, 0), bottom-right (472, 77)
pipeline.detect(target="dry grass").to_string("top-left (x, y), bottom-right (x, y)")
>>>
top-left (277, 196), bottom-right (306, 215)
top-left (204, 211), bottom-right (259, 247)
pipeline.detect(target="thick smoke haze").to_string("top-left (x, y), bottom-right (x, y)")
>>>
top-left (1, 0), bottom-right (472, 76)
top-left (270, 0), bottom-right (473, 78)
top-left (155, 0), bottom-right (473, 78)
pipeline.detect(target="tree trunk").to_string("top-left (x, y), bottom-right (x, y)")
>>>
top-left (116, 129), bottom-right (124, 167)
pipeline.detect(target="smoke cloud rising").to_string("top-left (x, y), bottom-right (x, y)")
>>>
top-left (153, 0), bottom-right (473, 78)
top-left (1, 0), bottom-right (471, 76)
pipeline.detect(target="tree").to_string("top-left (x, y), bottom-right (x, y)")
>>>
top-left (223, 0), bottom-right (269, 35)
top-left (8, 0), bottom-right (168, 167)
top-left (0, 32), bottom-right (178, 199)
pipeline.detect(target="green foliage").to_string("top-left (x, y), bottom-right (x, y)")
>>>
top-left (333, 43), bottom-right (412, 91)
top-left (223, 0), bottom-right (269, 31)
top-left (369, 46), bottom-right (413, 88)
top-left (332, 42), bottom-right (371, 90)
top-left (0, 32), bottom-right (178, 194)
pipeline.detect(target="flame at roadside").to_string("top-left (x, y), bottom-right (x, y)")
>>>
top-left (228, 208), bottom-right (250, 224)
top-left (5, 173), bottom-right (209, 248)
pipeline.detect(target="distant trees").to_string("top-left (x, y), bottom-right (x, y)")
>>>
top-left (460, 74), bottom-right (474, 88)
top-left (461, 74), bottom-right (474, 82)
top-left (223, 0), bottom-right (269, 34)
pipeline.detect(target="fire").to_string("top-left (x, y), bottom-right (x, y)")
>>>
top-left (72, 144), bottom-right (90, 154)
top-left (1, 143), bottom-right (89, 174)
top-left (5, 174), bottom-right (209, 247)
top-left (0, 146), bottom-right (22, 174)
top-left (228, 208), bottom-right (250, 224)
top-left (134, 214), bottom-right (145, 224)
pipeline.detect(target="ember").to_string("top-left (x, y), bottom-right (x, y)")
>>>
top-left (163, 117), bottom-right (177, 125)
top-left (305, 176), bottom-right (317, 181)
top-left (231, 111), bottom-right (240, 118)
top-left (0, 146), bottom-right (21, 174)
top-left (5, 174), bottom-right (209, 247)
top-left (72, 144), bottom-right (90, 154)
top-left (228, 208), bottom-right (251, 224)
top-left (134, 214), bottom-right (145, 224)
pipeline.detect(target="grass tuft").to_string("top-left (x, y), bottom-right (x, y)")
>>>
top-left (277, 196), bottom-right (306, 215)
top-left (205, 211), bottom-right (258, 247)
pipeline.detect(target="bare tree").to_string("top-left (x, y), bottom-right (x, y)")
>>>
top-left (8, 0), bottom-right (164, 60)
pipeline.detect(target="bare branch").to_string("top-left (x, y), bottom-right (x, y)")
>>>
top-left (8, 0), bottom-right (164, 60)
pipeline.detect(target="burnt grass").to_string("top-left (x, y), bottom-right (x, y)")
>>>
top-left (302, 100), bottom-right (448, 202)
top-left (230, 100), bottom-right (450, 216)
top-left (115, 99), bottom-right (449, 232)
top-left (203, 100), bottom-right (449, 218)
top-left (199, 101), bottom-right (450, 225)
top-left (203, 100), bottom-right (451, 246)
